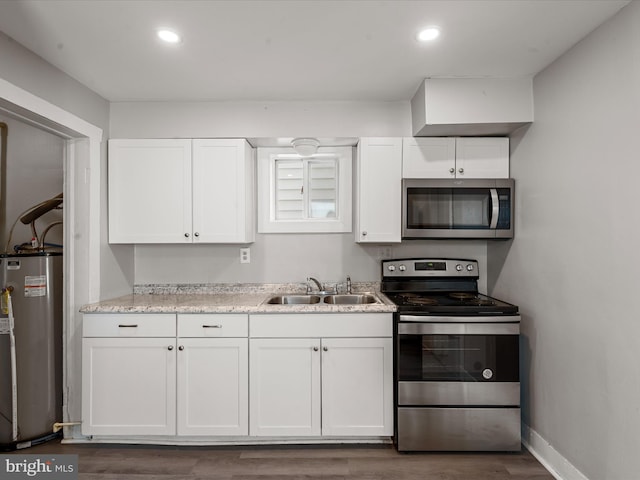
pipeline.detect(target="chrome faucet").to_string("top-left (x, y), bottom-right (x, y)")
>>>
top-left (346, 275), bottom-right (352, 294)
top-left (307, 277), bottom-right (323, 294)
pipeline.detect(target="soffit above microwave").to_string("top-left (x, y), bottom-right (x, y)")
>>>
top-left (411, 78), bottom-right (534, 137)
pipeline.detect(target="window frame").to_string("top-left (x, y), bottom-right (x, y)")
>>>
top-left (257, 146), bottom-right (353, 233)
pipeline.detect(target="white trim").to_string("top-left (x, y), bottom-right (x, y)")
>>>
top-left (258, 146), bottom-right (352, 233)
top-left (522, 423), bottom-right (590, 480)
top-left (0, 78), bottom-right (102, 141)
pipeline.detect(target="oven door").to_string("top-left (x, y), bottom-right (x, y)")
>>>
top-left (396, 318), bottom-right (520, 406)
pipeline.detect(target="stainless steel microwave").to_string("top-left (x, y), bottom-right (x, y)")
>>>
top-left (402, 178), bottom-right (514, 239)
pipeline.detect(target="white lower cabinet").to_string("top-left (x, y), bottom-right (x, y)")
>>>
top-left (82, 313), bottom-right (248, 437)
top-left (320, 337), bottom-right (393, 436)
top-left (176, 337), bottom-right (248, 436)
top-left (82, 312), bottom-right (392, 441)
top-left (249, 313), bottom-right (393, 437)
top-left (249, 338), bottom-right (321, 436)
top-left (82, 314), bottom-right (177, 436)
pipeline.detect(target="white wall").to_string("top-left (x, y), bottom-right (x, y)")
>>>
top-left (488, 1), bottom-right (640, 478)
top-left (111, 101), bottom-right (489, 286)
top-left (0, 114), bottom-right (64, 251)
top-left (0, 31), bottom-right (132, 299)
top-left (109, 100), bottom-right (411, 139)
top-left (134, 239), bottom-right (489, 291)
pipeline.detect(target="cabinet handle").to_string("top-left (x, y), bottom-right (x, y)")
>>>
top-left (184, 233), bottom-right (190, 238)
top-left (313, 346), bottom-right (319, 351)
top-left (458, 167), bottom-right (464, 174)
top-left (167, 345), bottom-right (174, 351)
top-left (362, 231), bottom-right (367, 237)
top-left (323, 346), bottom-right (328, 352)
top-left (449, 168), bottom-right (455, 174)
top-left (202, 324), bottom-right (223, 328)
top-left (178, 345), bottom-right (184, 351)
top-left (194, 232), bottom-right (200, 237)
top-left (118, 324), bottom-right (138, 328)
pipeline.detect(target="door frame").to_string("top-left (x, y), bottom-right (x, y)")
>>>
top-left (0, 77), bottom-right (103, 432)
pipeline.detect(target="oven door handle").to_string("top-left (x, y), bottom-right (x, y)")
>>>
top-left (399, 315), bottom-right (520, 324)
top-left (398, 321), bottom-right (519, 335)
top-left (489, 188), bottom-right (500, 229)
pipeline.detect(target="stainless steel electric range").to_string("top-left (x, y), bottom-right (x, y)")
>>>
top-left (381, 258), bottom-right (521, 452)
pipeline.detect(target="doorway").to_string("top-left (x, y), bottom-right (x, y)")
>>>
top-left (0, 78), bottom-right (103, 439)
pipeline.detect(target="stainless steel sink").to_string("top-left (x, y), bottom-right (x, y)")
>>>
top-left (323, 294), bottom-right (378, 305)
top-left (266, 295), bottom-right (322, 304)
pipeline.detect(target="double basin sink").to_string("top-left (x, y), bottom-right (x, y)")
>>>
top-left (266, 293), bottom-right (379, 305)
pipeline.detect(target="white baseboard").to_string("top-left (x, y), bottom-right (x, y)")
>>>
top-left (522, 424), bottom-right (589, 480)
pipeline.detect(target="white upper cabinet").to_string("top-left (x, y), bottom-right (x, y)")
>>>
top-left (402, 137), bottom-right (509, 179)
top-left (108, 139), bottom-right (192, 243)
top-left (192, 139), bottom-right (255, 243)
top-left (402, 137), bottom-right (456, 178)
top-left (355, 137), bottom-right (402, 243)
top-left (108, 138), bottom-right (254, 244)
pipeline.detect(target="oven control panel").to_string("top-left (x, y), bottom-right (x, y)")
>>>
top-left (382, 258), bottom-right (478, 278)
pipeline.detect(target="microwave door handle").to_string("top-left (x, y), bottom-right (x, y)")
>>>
top-left (489, 188), bottom-right (499, 229)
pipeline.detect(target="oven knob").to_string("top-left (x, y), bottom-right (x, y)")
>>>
top-left (456, 264), bottom-right (463, 272)
top-left (399, 264), bottom-right (406, 271)
top-left (482, 368), bottom-right (494, 380)
top-left (388, 265), bottom-right (396, 272)
top-left (466, 264), bottom-right (474, 272)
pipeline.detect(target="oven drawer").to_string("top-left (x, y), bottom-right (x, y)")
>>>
top-left (398, 381), bottom-right (519, 406)
top-left (397, 407), bottom-right (521, 451)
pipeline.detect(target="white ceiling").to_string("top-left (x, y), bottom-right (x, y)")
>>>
top-left (0, 0), bottom-right (630, 102)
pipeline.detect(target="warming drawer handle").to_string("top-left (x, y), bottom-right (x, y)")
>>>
top-left (489, 188), bottom-right (499, 229)
top-left (118, 324), bottom-right (138, 328)
top-left (202, 324), bottom-right (223, 329)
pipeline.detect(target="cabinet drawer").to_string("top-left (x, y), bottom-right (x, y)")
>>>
top-left (250, 313), bottom-right (392, 338)
top-left (178, 314), bottom-right (248, 337)
top-left (83, 314), bottom-right (176, 337)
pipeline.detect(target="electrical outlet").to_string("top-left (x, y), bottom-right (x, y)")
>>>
top-left (379, 246), bottom-right (392, 259)
top-left (240, 247), bottom-right (250, 264)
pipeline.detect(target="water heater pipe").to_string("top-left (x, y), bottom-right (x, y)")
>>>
top-left (4, 288), bottom-right (19, 442)
top-left (52, 422), bottom-right (81, 433)
top-left (0, 123), bottom-right (7, 247)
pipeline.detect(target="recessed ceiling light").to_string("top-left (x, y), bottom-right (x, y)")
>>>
top-left (417, 27), bottom-right (440, 42)
top-left (157, 29), bottom-right (182, 44)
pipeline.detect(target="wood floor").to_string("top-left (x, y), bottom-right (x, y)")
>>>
top-left (13, 440), bottom-right (554, 479)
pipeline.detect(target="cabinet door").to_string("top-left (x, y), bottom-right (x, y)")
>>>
top-left (249, 338), bottom-right (321, 436)
top-left (82, 337), bottom-right (176, 436)
top-left (455, 137), bottom-right (509, 178)
top-left (192, 139), bottom-right (255, 243)
top-left (355, 138), bottom-right (402, 243)
top-left (108, 139), bottom-right (192, 243)
top-left (177, 338), bottom-right (248, 436)
top-left (321, 338), bottom-right (393, 436)
top-left (402, 137), bottom-right (456, 178)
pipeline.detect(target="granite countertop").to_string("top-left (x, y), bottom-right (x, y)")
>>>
top-left (80, 282), bottom-right (397, 314)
